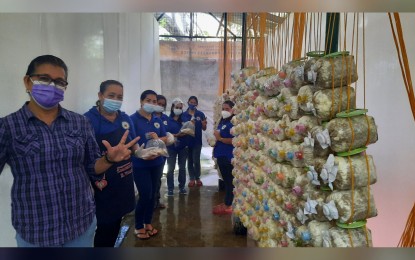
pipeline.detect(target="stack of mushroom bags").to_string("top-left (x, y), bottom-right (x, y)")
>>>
top-left (229, 53), bottom-right (379, 247)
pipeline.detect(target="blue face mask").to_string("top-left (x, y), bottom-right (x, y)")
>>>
top-left (188, 104), bottom-right (197, 110)
top-left (102, 98), bottom-right (122, 113)
top-left (143, 103), bottom-right (156, 113)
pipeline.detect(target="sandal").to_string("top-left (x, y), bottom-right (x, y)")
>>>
top-left (146, 227), bottom-right (158, 236)
top-left (134, 229), bottom-right (150, 240)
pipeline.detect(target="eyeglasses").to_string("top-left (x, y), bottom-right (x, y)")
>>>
top-left (29, 74), bottom-right (68, 90)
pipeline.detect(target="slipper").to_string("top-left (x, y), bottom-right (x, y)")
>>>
top-left (134, 229), bottom-right (150, 240)
top-left (146, 227), bottom-right (158, 236)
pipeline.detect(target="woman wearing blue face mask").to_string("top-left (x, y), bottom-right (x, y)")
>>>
top-left (84, 80), bottom-right (138, 247)
top-left (129, 89), bottom-right (167, 240)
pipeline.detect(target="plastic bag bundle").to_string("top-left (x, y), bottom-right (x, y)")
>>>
top-left (146, 138), bottom-right (169, 156)
top-left (263, 98), bottom-right (280, 118)
top-left (309, 125), bottom-right (333, 158)
top-left (327, 226), bottom-right (373, 247)
top-left (165, 132), bottom-right (175, 146)
top-left (325, 115), bottom-right (378, 153)
top-left (285, 116), bottom-right (320, 143)
top-left (282, 140), bottom-right (305, 168)
top-left (306, 220), bottom-right (333, 247)
top-left (281, 59), bottom-right (307, 93)
top-left (179, 121), bottom-right (195, 137)
top-left (135, 139), bottom-right (169, 159)
top-left (326, 186), bottom-right (378, 223)
top-left (297, 85), bottom-right (315, 114)
top-left (313, 86), bottom-right (356, 121)
top-left (308, 54), bottom-right (358, 90)
top-left (313, 154), bottom-right (377, 190)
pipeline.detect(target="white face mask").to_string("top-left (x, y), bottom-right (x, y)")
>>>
top-left (173, 108), bottom-right (183, 115)
top-left (221, 110), bottom-right (232, 119)
top-left (153, 105), bottom-right (164, 113)
top-left (142, 103), bottom-right (157, 113)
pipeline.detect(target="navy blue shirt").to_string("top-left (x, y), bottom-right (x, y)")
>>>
top-left (130, 111), bottom-right (167, 168)
top-left (213, 117), bottom-right (234, 162)
top-left (165, 116), bottom-right (187, 151)
top-left (181, 109), bottom-right (206, 147)
top-left (84, 107), bottom-right (136, 224)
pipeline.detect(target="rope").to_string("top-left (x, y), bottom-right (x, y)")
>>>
top-left (364, 152), bottom-right (371, 219)
top-left (388, 13), bottom-right (415, 122)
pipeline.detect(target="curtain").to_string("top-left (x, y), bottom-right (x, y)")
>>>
top-left (0, 13), bottom-right (160, 116)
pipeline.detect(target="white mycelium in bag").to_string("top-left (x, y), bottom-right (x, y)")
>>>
top-left (226, 56), bottom-right (378, 247)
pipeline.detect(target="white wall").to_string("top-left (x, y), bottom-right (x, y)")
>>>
top-left (358, 13), bottom-right (415, 247)
top-left (0, 13), bottom-right (160, 247)
top-left (1, 12), bottom-right (415, 247)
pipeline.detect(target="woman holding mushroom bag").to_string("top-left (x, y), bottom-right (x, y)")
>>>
top-left (130, 89), bottom-right (168, 240)
top-left (165, 98), bottom-right (189, 196)
top-left (212, 100), bottom-right (236, 215)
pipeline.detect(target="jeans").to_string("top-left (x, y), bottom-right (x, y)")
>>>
top-left (16, 216), bottom-right (97, 247)
top-left (133, 164), bottom-right (164, 229)
top-left (187, 144), bottom-right (202, 181)
top-left (216, 156), bottom-right (234, 206)
top-left (167, 147), bottom-right (188, 190)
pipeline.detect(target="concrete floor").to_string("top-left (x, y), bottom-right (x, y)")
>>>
top-left (118, 148), bottom-right (253, 247)
top-left (0, 148), bottom-right (254, 247)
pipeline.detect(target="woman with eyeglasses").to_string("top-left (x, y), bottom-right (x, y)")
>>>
top-left (83, 80), bottom-right (138, 247)
top-left (0, 55), bottom-right (138, 247)
top-left (129, 90), bottom-right (167, 240)
top-left (165, 98), bottom-right (189, 196)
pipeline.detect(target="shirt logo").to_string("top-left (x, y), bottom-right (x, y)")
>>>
top-left (154, 122), bottom-right (160, 129)
top-left (221, 125), bottom-right (227, 130)
top-left (163, 120), bottom-right (168, 125)
top-left (122, 121), bottom-right (130, 130)
top-left (196, 116), bottom-right (201, 121)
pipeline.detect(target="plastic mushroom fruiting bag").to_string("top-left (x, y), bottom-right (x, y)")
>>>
top-left (135, 138), bottom-right (169, 160)
top-left (324, 115), bottom-right (378, 153)
top-left (306, 53), bottom-right (358, 90)
top-left (325, 186), bottom-right (378, 224)
top-left (165, 132), bottom-right (175, 146)
top-left (312, 154), bottom-right (377, 190)
top-left (179, 121), bottom-right (195, 137)
top-left (326, 226), bottom-right (373, 247)
top-left (280, 58), bottom-right (308, 94)
top-left (298, 85), bottom-right (357, 121)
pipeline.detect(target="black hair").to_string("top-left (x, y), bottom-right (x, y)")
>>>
top-left (169, 103), bottom-right (183, 123)
top-left (188, 96), bottom-right (198, 104)
top-left (220, 100), bottom-right (235, 123)
top-left (157, 94), bottom-right (167, 103)
top-left (25, 55), bottom-right (68, 79)
top-left (223, 100), bottom-right (235, 108)
top-left (100, 80), bottom-right (123, 93)
top-left (96, 80), bottom-right (124, 106)
top-left (140, 89), bottom-right (157, 101)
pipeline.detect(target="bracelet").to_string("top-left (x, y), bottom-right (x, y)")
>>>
top-left (104, 153), bottom-right (116, 164)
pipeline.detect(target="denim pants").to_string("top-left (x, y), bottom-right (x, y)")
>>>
top-left (216, 156), bottom-right (234, 206)
top-left (133, 164), bottom-right (164, 229)
top-left (16, 216), bottom-right (97, 247)
top-left (187, 144), bottom-right (202, 181)
top-left (167, 147), bottom-right (188, 191)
